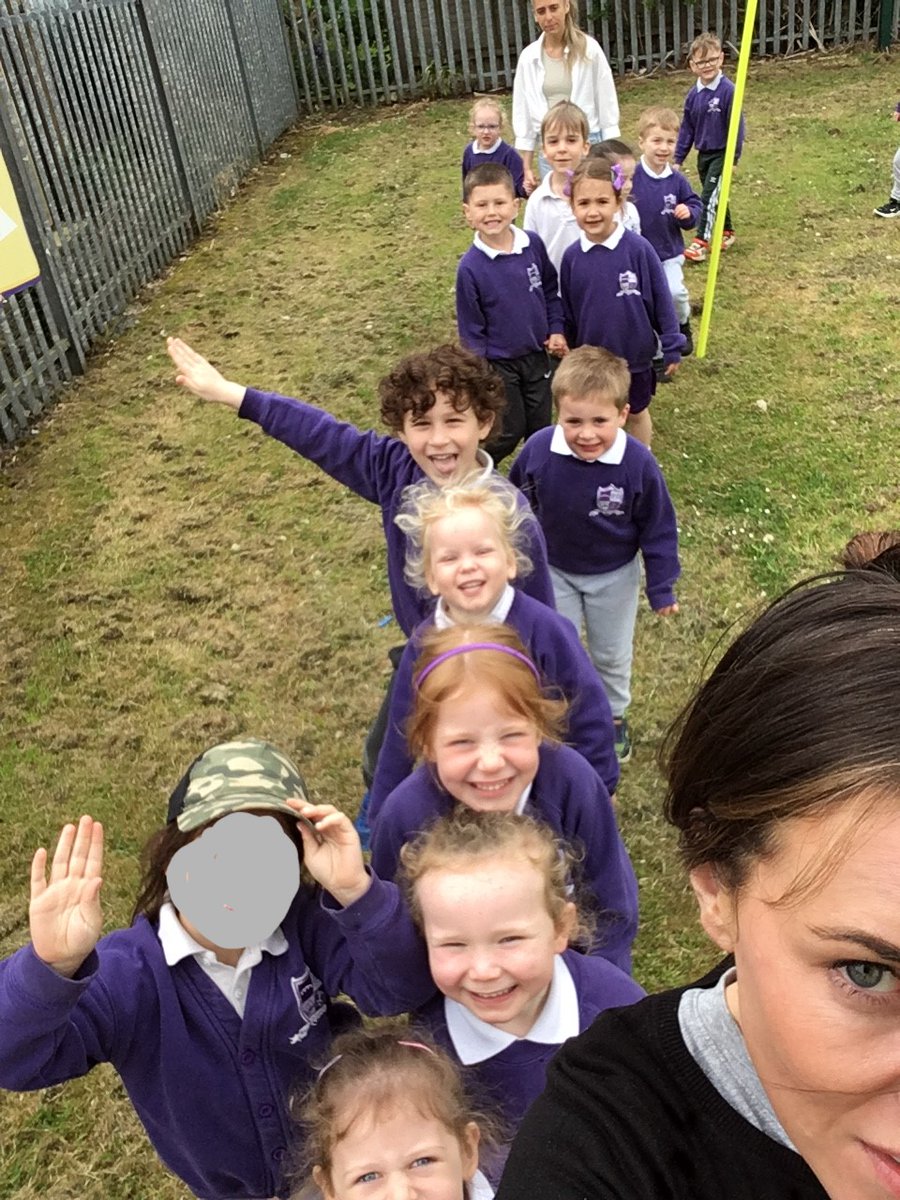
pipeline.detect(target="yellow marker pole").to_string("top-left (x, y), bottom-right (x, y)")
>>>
top-left (695, 0), bottom-right (757, 358)
top-left (0, 148), bottom-right (40, 301)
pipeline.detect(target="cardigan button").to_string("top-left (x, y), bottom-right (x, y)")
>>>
top-left (240, 1049), bottom-right (256, 1066)
top-left (272, 1146), bottom-right (287, 1163)
top-left (258, 1103), bottom-right (274, 1118)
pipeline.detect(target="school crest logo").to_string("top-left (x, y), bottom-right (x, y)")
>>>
top-left (591, 484), bottom-right (625, 517)
top-left (526, 262), bottom-right (543, 292)
top-left (662, 192), bottom-right (677, 214)
top-left (288, 967), bottom-right (327, 1044)
top-left (707, 97), bottom-right (721, 113)
top-left (616, 271), bottom-right (641, 297)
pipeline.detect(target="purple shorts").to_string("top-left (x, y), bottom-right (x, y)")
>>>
top-left (628, 368), bottom-right (656, 414)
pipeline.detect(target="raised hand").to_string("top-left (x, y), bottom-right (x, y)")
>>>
top-left (287, 801), bottom-right (371, 908)
top-left (30, 816), bottom-right (104, 978)
top-left (166, 337), bottom-right (246, 409)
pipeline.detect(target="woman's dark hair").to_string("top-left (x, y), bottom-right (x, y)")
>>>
top-left (378, 344), bottom-right (506, 436)
top-left (131, 811), bottom-right (304, 925)
top-left (662, 570), bottom-right (900, 891)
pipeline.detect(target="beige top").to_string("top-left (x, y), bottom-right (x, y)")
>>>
top-left (541, 49), bottom-right (571, 107)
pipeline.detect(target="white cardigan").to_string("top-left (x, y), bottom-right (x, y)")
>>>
top-left (512, 33), bottom-right (620, 151)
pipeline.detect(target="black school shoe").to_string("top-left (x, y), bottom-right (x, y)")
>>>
top-left (680, 321), bottom-right (694, 356)
top-left (874, 197), bottom-right (900, 218)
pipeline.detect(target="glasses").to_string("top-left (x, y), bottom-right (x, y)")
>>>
top-left (691, 55), bottom-right (722, 67)
top-left (475, 123), bottom-right (500, 132)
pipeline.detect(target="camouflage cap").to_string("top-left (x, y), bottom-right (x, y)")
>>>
top-left (167, 738), bottom-right (309, 833)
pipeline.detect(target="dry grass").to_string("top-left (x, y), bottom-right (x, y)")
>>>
top-left (1, 48), bottom-right (898, 1198)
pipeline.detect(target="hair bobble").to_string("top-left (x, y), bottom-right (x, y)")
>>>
top-left (611, 162), bottom-right (624, 193)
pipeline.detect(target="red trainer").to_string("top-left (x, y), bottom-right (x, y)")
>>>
top-left (684, 238), bottom-right (708, 263)
top-left (722, 230), bottom-right (736, 249)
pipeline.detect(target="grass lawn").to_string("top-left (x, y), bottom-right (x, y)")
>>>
top-left (0, 46), bottom-right (898, 1200)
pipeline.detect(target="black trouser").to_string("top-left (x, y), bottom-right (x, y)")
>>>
top-left (486, 349), bottom-right (555, 465)
top-left (697, 148), bottom-right (733, 241)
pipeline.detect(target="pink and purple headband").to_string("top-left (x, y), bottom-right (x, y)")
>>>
top-left (414, 641), bottom-right (542, 690)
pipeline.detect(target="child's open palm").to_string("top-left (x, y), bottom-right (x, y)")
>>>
top-left (167, 337), bottom-right (246, 409)
top-left (30, 816), bottom-right (104, 979)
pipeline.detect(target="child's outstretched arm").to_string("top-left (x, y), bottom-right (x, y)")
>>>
top-left (167, 338), bottom-right (246, 410)
top-left (31, 816), bottom-right (104, 980)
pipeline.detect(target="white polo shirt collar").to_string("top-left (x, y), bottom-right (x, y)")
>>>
top-left (474, 224), bottom-right (531, 259)
top-left (578, 222), bottom-right (625, 253)
top-left (434, 583), bottom-right (516, 630)
top-left (639, 157), bottom-right (673, 179)
top-left (550, 423), bottom-right (627, 464)
top-left (444, 955), bottom-right (578, 1064)
top-left (471, 138), bottom-right (502, 155)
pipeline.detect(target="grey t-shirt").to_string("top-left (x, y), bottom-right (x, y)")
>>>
top-left (678, 967), bottom-right (796, 1150)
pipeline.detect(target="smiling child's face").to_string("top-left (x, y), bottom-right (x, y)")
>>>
top-left (399, 394), bottom-right (493, 485)
top-left (570, 177), bottom-right (622, 243)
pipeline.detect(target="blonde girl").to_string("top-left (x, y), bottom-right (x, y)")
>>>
top-left (293, 1023), bottom-right (495, 1199)
top-left (370, 626), bottom-right (638, 972)
top-left (462, 98), bottom-right (525, 198)
top-left (400, 809), bottom-right (643, 1172)
top-left (366, 473), bottom-right (619, 816)
top-left (512, 0), bottom-right (620, 194)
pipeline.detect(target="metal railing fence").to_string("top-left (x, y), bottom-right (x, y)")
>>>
top-left (284, 0), bottom-right (899, 111)
top-left (0, 0), bottom-right (297, 443)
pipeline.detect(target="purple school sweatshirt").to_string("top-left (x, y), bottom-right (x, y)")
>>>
top-left (238, 389), bottom-right (556, 636)
top-left (367, 589), bottom-right (619, 816)
top-left (629, 162), bottom-right (702, 262)
top-left (675, 74), bottom-right (746, 162)
top-left (415, 948), bottom-right (645, 1135)
top-left (509, 429), bottom-right (680, 609)
top-left (462, 140), bottom-right (527, 198)
top-left (370, 741), bottom-right (638, 972)
top-left (456, 231), bottom-right (563, 360)
top-left (0, 878), bottom-right (433, 1200)
top-left (559, 230), bottom-right (684, 370)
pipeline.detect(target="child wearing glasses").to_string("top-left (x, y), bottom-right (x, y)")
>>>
top-left (673, 33), bottom-right (746, 262)
top-left (462, 99), bottom-right (527, 199)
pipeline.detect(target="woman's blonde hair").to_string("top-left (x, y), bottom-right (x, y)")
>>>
top-left (468, 96), bottom-right (505, 136)
top-left (400, 808), bottom-right (591, 942)
top-left (406, 623), bottom-right (568, 760)
top-left (395, 470), bottom-right (534, 594)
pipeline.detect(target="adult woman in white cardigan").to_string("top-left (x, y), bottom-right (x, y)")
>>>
top-left (513, 0), bottom-right (620, 194)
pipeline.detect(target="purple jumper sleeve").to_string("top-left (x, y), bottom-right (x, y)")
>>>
top-left (514, 506), bottom-right (557, 610)
top-left (633, 459), bottom-right (680, 610)
top-left (726, 91), bottom-right (746, 162)
top-left (455, 258), bottom-right (490, 356)
top-left (674, 95), bottom-right (696, 164)
top-left (559, 248), bottom-right (578, 347)
top-left (367, 637), bottom-right (419, 821)
top-left (239, 388), bottom-right (405, 506)
top-left (536, 236), bottom-right (564, 334)
top-left (678, 174), bottom-right (703, 229)
top-left (643, 249), bottom-right (684, 365)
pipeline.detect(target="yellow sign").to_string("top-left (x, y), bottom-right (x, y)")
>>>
top-left (0, 148), bottom-right (40, 299)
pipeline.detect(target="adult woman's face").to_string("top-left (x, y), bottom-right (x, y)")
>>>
top-left (692, 796), bottom-right (900, 1199)
top-left (533, 0), bottom-right (570, 38)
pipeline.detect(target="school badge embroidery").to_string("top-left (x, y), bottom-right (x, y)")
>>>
top-left (590, 484), bottom-right (626, 517)
top-left (707, 97), bottom-right (721, 113)
top-left (662, 192), bottom-right (677, 215)
top-left (616, 271), bottom-right (641, 298)
top-left (526, 262), bottom-right (542, 292)
top-left (288, 967), bottom-right (327, 1044)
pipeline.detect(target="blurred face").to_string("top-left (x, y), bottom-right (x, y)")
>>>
top-left (462, 183), bottom-right (518, 246)
top-left (617, 154), bottom-right (636, 201)
top-left (533, 0), bottom-right (570, 37)
top-left (570, 177), bottom-right (622, 243)
top-left (692, 797), bottom-right (900, 1200)
top-left (427, 685), bottom-right (541, 812)
top-left (318, 1102), bottom-right (479, 1200)
top-left (400, 393), bottom-right (493, 485)
top-left (690, 47), bottom-right (724, 84)
top-left (418, 855), bottom-right (573, 1036)
top-left (639, 124), bottom-right (678, 173)
top-left (542, 124), bottom-right (589, 176)
top-left (472, 105), bottom-right (502, 150)
top-left (424, 507), bottom-right (516, 621)
top-left (557, 391), bottom-right (628, 461)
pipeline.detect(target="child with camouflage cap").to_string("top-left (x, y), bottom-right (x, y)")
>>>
top-left (0, 738), bottom-right (434, 1200)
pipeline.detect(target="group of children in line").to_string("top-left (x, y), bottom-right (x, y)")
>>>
top-left (0, 33), bottom-right (747, 1200)
top-left (458, 31), bottom-right (744, 457)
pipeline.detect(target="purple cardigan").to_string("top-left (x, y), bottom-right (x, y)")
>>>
top-left (367, 589), bottom-right (619, 816)
top-left (370, 741), bottom-right (638, 972)
top-left (462, 140), bottom-right (527, 198)
top-left (238, 388), bottom-right (556, 636)
top-left (0, 878), bottom-right (433, 1200)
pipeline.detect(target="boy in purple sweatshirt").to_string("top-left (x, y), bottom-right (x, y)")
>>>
top-left (674, 32), bottom-right (746, 262)
top-left (509, 346), bottom-right (680, 764)
top-left (630, 106), bottom-right (702, 357)
top-left (457, 162), bottom-right (567, 464)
